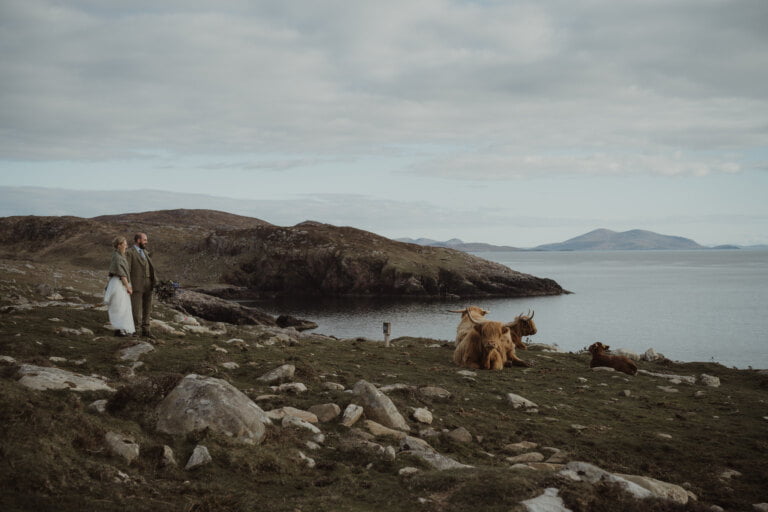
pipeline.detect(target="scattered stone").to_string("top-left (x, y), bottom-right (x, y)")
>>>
top-left (221, 362), bottom-right (240, 370)
top-left (444, 426), bottom-right (473, 444)
top-left (88, 399), bottom-right (109, 413)
top-left (503, 441), bottom-right (539, 454)
top-left (570, 424), bottom-right (587, 431)
top-left (48, 317), bottom-right (62, 322)
top-left (353, 380), bottom-right (410, 431)
top-left (507, 452), bottom-right (545, 464)
top-left (174, 313), bottom-right (200, 326)
top-left (364, 420), bottom-right (407, 440)
top-left (591, 366), bottom-right (616, 372)
top-left (639, 370), bottom-right (696, 384)
top-left (577, 377), bottom-right (588, 383)
top-left (418, 386), bottom-right (451, 399)
top-left (185, 445), bottom-right (212, 470)
top-left (719, 469), bottom-right (742, 480)
top-left (257, 364), bottom-right (296, 383)
top-left (618, 390), bottom-right (631, 397)
top-left (17, 364), bottom-right (115, 393)
top-left (49, 356), bottom-right (67, 363)
top-left (521, 487), bottom-right (570, 512)
top-left (399, 467), bottom-right (420, 476)
top-left (412, 407), bottom-right (433, 424)
top-left (308, 403), bottom-right (341, 422)
top-left (274, 382), bottom-right (307, 394)
top-left (282, 415), bottom-right (322, 434)
top-left (55, 327), bottom-right (93, 337)
top-left (399, 436), bottom-right (472, 471)
top-left (753, 503), bottom-right (768, 512)
top-left (657, 433), bottom-right (673, 440)
top-left (561, 462), bottom-right (688, 504)
top-left (700, 374), bottom-right (721, 387)
top-left (694, 390), bottom-right (707, 398)
top-left (117, 342), bottom-right (155, 362)
top-left (616, 473), bottom-right (691, 505)
top-left (613, 348), bottom-right (640, 361)
top-left (457, 370), bottom-right (477, 378)
top-left (340, 404), bottom-right (364, 427)
top-left (297, 451), bottom-right (316, 468)
top-left (156, 374), bottom-right (270, 444)
top-left (321, 382), bottom-right (345, 391)
top-left (657, 386), bottom-right (679, 393)
top-left (0, 355), bottom-right (17, 365)
top-left (379, 383), bottom-right (414, 393)
top-left (105, 431), bottom-right (140, 464)
top-left (150, 319), bottom-right (185, 336)
top-left (267, 406), bottom-right (318, 423)
top-left (506, 393), bottom-right (538, 410)
top-left (642, 348), bottom-right (664, 361)
top-left (160, 445), bottom-right (177, 467)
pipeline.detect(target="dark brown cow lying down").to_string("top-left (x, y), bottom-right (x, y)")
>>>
top-left (588, 342), bottom-right (638, 376)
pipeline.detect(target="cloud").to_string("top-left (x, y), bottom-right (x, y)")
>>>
top-left (1, 0), bottom-right (766, 180)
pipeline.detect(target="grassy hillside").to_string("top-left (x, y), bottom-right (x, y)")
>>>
top-left (1, 260), bottom-right (766, 511)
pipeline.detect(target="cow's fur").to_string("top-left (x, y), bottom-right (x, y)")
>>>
top-left (448, 306), bottom-right (489, 343)
top-left (498, 312), bottom-right (537, 367)
top-left (453, 320), bottom-right (509, 370)
top-left (588, 342), bottom-right (638, 376)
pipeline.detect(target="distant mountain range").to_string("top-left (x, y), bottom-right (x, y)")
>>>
top-left (398, 229), bottom-right (766, 252)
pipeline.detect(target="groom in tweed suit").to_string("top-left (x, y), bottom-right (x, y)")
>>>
top-left (126, 232), bottom-right (157, 339)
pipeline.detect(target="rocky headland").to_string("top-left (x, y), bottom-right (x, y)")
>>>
top-left (0, 210), bottom-right (566, 298)
top-left (1, 259), bottom-right (767, 512)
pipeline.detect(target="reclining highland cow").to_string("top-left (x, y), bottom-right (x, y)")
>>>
top-left (588, 341), bottom-right (638, 375)
top-left (451, 308), bottom-right (535, 370)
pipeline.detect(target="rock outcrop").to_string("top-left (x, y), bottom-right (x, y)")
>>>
top-left (156, 374), bottom-right (270, 444)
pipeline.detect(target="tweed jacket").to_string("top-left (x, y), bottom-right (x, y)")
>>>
top-left (108, 250), bottom-right (130, 278)
top-left (125, 245), bottom-right (156, 292)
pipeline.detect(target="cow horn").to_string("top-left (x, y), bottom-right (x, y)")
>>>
top-left (466, 311), bottom-right (484, 325)
top-left (529, 309), bottom-right (534, 320)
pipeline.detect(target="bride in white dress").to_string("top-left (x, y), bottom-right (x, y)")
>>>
top-left (104, 236), bottom-right (135, 336)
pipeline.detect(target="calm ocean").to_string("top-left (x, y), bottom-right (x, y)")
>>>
top-left (253, 250), bottom-right (768, 369)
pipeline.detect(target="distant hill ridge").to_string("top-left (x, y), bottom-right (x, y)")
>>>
top-left (400, 228), bottom-right (710, 252)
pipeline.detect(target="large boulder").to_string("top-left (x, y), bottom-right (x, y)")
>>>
top-left (156, 374), bottom-right (270, 444)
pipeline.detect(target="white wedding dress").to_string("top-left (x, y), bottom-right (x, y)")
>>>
top-left (104, 276), bottom-right (135, 333)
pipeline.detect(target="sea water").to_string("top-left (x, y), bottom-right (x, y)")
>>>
top-left (252, 250), bottom-right (768, 369)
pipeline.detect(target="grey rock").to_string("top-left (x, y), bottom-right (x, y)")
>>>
top-left (161, 445), bottom-right (177, 467)
top-left (507, 452), bottom-right (545, 464)
top-left (308, 403), bottom-right (341, 422)
top-left (118, 342), bottom-right (155, 362)
top-left (353, 380), bottom-right (409, 431)
top-left (340, 404), bottom-right (364, 427)
top-left (257, 364), bottom-right (295, 383)
top-left (700, 374), bottom-right (721, 387)
top-left (185, 445), bottom-right (212, 470)
top-left (506, 393), bottom-right (538, 409)
top-left (17, 364), bottom-right (115, 393)
top-left (444, 426), bottom-right (473, 444)
top-left (105, 431), bottom-right (140, 464)
top-left (521, 488), bottom-right (571, 512)
top-left (156, 374), bottom-right (269, 444)
top-left (399, 436), bottom-right (472, 471)
top-left (412, 407), bottom-right (433, 424)
top-left (419, 386), bottom-right (452, 399)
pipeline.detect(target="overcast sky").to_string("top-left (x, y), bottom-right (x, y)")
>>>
top-left (1, 0), bottom-right (767, 247)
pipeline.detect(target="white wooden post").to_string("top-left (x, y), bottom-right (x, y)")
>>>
top-left (383, 322), bottom-right (391, 347)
